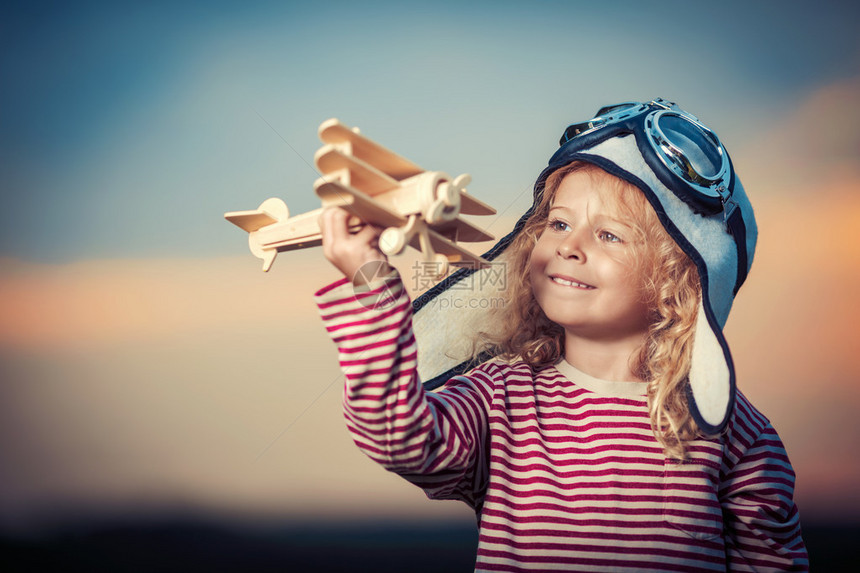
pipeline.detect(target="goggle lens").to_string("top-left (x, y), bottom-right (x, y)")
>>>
top-left (654, 113), bottom-right (724, 185)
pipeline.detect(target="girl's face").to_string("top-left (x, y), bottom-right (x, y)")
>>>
top-left (529, 170), bottom-right (651, 344)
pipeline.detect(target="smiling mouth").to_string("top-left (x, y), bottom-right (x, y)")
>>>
top-left (550, 275), bottom-right (596, 289)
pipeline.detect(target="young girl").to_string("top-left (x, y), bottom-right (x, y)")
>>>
top-left (315, 100), bottom-right (808, 571)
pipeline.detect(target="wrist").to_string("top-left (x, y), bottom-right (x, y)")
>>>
top-left (351, 259), bottom-right (391, 286)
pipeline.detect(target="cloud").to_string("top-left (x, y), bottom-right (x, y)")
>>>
top-left (0, 251), bottom-right (339, 350)
top-left (0, 235), bottom-right (506, 529)
top-left (725, 80), bottom-right (860, 398)
top-left (0, 210), bottom-right (519, 351)
top-left (0, 248), bottom-right (477, 530)
top-left (722, 80), bottom-right (860, 518)
top-left (735, 77), bottom-right (860, 194)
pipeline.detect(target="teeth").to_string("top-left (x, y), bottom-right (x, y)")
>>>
top-left (551, 276), bottom-right (592, 289)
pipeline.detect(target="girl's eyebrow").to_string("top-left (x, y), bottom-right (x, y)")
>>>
top-left (548, 205), bottom-right (632, 228)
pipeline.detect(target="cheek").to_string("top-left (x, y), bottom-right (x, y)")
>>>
top-left (527, 239), bottom-right (543, 270)
top-left (621, 271), bottom-right (653, 316)
top-left (527, 256), bottom-right (542, 293)
top-left (625, 259), bottom-right (650, 296)
top-left (526, 246), bottom-right (548, 297)
top-left (604, 260), bottom-right (645, 299)
top-left (531, 234), bottom-right (553, 263)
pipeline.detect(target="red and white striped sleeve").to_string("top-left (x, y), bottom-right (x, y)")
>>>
top-left (314, 270), bottom-right (490, 504)
top-left (720, 393), bottom-right (809, 571)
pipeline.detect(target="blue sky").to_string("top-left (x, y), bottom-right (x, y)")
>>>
top-left (2, 0), bottom-right (858, 262)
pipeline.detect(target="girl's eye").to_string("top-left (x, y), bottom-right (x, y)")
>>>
top-left (548, 219), bottom-right (570, 232)
top-left (598, 231), bottom-right (622, 243)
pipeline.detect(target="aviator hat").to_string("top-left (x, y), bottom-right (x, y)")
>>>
top-left (411, 99), bottom-right (757, 434)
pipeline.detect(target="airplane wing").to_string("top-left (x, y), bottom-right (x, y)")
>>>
top-left (314, 145), bottom-right (399, 196)
top-left (318, 119), bottom-right (424, 181)
top-left (409, 227), bottom-right (490, 269)
top-left (459, 192), bottom-right (496, 216)
top-left (314, 179), bottom-right (408, 228)
top-left (431, 215), bottom-right (495, 243)
top-left (224, 210), bottom-right (279, 233)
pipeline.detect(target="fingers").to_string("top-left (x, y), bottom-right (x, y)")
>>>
top-left (353, 220), bottom-right (382, 246)
top-left (319, 207), bottom-right (350, 245)
top-left (319, 207), bottom-right (389, 283)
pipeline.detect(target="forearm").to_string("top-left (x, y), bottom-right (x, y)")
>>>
top-left (315, 270), bottom-right (473, 474)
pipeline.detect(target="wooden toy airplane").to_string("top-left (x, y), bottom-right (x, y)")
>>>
top-left (224, 118), bottom-right (497, 277)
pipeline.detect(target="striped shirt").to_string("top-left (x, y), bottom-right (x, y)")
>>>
top-left (315, 271), bottom-right (808, 572)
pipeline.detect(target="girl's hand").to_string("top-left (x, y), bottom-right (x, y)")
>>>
top-left (319, 207), bottom-right (391, 286)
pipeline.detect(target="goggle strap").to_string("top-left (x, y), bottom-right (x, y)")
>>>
top-left (726, 206), bottom-right (748, 295)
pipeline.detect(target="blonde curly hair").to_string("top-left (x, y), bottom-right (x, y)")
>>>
top-left (476, 161), bottom-right (702, 459)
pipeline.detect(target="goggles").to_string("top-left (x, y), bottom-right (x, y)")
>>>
top-left (552, 98), bottom-right (748, 295)
top-left (557, 99), bottom-right (736, 221)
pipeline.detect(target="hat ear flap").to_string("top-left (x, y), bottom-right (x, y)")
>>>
top-left (687, 301), bottom-right (733, 434)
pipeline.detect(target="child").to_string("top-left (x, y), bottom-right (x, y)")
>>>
top-left (315, 100), bottom-right (808, 571)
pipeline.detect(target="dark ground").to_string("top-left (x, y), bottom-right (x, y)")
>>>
top-left (1, 518), bottom-right (856, 572)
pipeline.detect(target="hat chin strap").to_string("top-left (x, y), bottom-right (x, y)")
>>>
top-left (688, 302), bottom-right (731, 432)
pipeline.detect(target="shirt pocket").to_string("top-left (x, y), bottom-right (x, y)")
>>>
top-left (662, 448), bottom-right (724, 540)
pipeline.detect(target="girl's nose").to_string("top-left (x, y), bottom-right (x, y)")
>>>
top-left (557, 229), bottom-right (586, 261)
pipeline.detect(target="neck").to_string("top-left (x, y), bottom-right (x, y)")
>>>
top-left (563, 330), bottom-right (646, 382)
